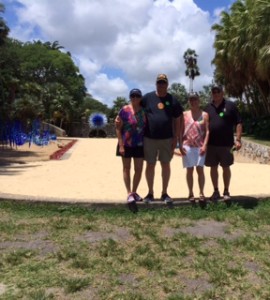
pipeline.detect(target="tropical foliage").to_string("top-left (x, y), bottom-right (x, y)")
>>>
top-left (0, 3), bottom-right (110, 134)
top-left (0, 37), bottom-right (86, 128)
top-left (169, 82), bottom-right (189, 109)
top-left (109, 97), bottom-right (129, 120)
top-left (1, 1), bottom-right (270, 138)
top-left (0, 2), bottom-right (9, 45)
top-left (212, 0), bottom-right (270, 137)
top-left (80, 95), bottom-right (110, 120)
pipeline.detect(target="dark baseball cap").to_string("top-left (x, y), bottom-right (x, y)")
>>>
top-left (211, 84), bottom-right (223, 92)
top-left (156, 74), bottom-right (168, 83)
top-left (129, 88), bottom-right (142, 97)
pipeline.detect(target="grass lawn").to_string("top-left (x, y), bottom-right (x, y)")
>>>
top-left (0, 199), bottom-right (270, 299)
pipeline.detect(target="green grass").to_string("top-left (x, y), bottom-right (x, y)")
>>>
top-left (0, 199), bottom-right (270, 299)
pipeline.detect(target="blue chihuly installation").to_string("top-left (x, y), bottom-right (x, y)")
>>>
top-left (0, 119), bottom-right (57, 147)
top-left (89, 113), bottom-right (108, 129)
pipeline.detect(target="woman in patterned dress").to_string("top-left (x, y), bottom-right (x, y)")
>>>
top-left (116, 88), bottom-right (146, 212)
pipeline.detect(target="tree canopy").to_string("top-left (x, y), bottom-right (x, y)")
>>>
top-left (0, 38), bottom-right (86, 128)
top-left (2, 0), bottom-right (270, 138)
top-left (0, 3), bottom-right (9, 45)
top-left (212, 0), bottom-right (270, 117)
top-left (168, 83), bottom-right (188, 109)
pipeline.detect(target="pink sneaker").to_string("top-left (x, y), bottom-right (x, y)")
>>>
top-left (127, 193), bottom-right (138, 213)
top-left (127, 193), bottom-right (136, 203)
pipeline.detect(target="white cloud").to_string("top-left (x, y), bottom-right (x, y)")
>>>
top-left (212, 7), bottom-right (226, 25)
top-left (7, 0), bottom-right (220, 107)
top-left (88, 74), bottom-right (129, 106)
top-left (76, 56), bottom-right (101, 78)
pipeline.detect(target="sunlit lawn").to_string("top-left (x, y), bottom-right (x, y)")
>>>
top-left (0, 199), bottom-right (270, 299)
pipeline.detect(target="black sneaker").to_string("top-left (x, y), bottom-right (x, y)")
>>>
top-left (161, 193), bottom-right (173, 204)
top-left (210, 190), bottom-right (221, 202)
top-left (133, 192), bottom-right (142, 202)
top-left (143, 193), bottom-right (154, 204)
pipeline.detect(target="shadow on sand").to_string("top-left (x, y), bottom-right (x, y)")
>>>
top-left (0, 195), bottom-right (268, 213)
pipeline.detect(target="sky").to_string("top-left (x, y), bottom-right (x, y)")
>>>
top-left (1, 0), bottom-right (234, 107)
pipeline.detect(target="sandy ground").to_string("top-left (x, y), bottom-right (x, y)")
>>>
top-left (0, 138), bottom-right (270, 203)
top-left (0, 139), bottom-right (70, 164)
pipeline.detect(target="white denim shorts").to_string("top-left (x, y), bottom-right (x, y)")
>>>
top-left (182, 145), bottom-right (205, 168)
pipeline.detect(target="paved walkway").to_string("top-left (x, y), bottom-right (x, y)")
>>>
top-left (0, 138), bottom-right (270, 204)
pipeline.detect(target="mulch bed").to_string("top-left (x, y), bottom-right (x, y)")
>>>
top-left (49, 139), bottom-right (77, 160)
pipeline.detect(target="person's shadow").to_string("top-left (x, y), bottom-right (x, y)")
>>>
top-left (230, 195), bottom-right (260, 209)
top-left (89, 129), bottom-right (107, 138)
top-left (171, 195), bottom-right (261, 209)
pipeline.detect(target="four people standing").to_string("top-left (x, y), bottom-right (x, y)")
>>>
top-left (116, 79), bottom-right (242, 210)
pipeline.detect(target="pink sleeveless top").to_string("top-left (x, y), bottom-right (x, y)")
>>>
top-left (183, 110), bottom-right (206, 147)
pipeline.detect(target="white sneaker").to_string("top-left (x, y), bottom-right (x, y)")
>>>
top-left (127, 193), bottom-right (135, 203)
top-left (223, 192), bottom-right (231, 201)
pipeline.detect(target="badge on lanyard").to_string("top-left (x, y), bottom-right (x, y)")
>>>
top-left (158, 103), bottom-right (164, 109)
top-left (219, 112), bottom-right (224, 117)
top-left (219, 107), bottom-right (226, 117)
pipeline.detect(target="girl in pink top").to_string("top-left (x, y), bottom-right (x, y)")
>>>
top-left (180, 93), bottom-right (209, 206)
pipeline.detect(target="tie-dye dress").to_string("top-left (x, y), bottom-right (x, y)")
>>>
top-left (119, 104), bottom-right (146, 147)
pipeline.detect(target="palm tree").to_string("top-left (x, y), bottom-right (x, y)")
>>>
top-left (183, 48), bottom-right (200, 93)
top-left (211, 0), bottom-right (270, 116)
top-left (44, 40), bottom-right (64, 51)
top-left (253, 0), bottom-right (270, 113)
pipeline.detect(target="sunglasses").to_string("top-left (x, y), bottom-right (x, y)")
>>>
top-left (212, 90), bottom-right (221, 94)
top-left (130, 94), bottom-right (141, 98)
top-left (157, 81), bottom-right (167, 84)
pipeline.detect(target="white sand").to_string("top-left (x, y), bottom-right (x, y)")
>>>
top-left (0, 138), bottom-right (270, 203)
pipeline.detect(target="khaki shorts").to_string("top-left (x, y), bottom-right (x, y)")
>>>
top-left (205, 145), bottom-right (234, 167)
top-left (144, 137), bottom-right (173, 164)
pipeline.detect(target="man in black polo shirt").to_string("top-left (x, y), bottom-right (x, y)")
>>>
top-left (204, 84), bottom-right (242, 203)
top-left (142, 74), bottom-right (183, 204)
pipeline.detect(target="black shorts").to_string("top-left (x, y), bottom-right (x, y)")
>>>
top-left (205, 145), bottom-right (234, 167)
top-left (116, 144), bottom-right (144, 158)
